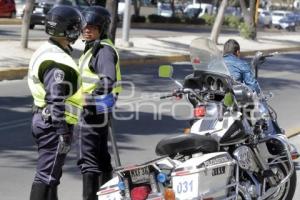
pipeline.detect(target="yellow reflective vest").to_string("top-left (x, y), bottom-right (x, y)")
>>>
top-left (27, 41), bottom-right (82, 124)
top-left (79, 39), bottom-right (122, 95)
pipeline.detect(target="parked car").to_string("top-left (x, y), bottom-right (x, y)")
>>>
top-left (157, 3), bottom-right (183, 17)
top-left (271, 10), bottom-right (292, 28)
top-left (183, 3), bottom-right (213, 18)
top-left (14, 0), bottom-right (25, 18)
top-left (118, 0), bottom-right (125, 20)
top-left (278, 15), bottom-right (297, 31)
top-left (30, 0), bottom-right (89, 29)
top-left (258, 9), bottom-right (272, 28)
top-left (0, 0), bottom-right (16, 18)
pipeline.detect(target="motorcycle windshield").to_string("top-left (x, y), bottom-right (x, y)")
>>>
top-left (190, 38), bottom-right (231, 76)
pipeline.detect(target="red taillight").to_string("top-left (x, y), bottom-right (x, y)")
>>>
top-left (291, 152), bottom-right (299, 160)
top-left (193, 57), bottom-right (201, 64)
top-left (131, 186), bottom-right (151, 200)
top-left (194, 106), bottom-right (206, 118)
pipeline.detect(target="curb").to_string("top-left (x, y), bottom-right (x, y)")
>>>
top-left (0, 18), bottom-right (22, 25)
top-left (286, 128), bottom-right (300, 138)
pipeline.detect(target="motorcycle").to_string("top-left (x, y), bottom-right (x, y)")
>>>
top-left (97, 38), bottom-right (298, 200)
top-left (155, 38), bottom-right (298, 199)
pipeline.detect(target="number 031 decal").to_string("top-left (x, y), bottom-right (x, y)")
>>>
top-left (173, 174), bottom-right (199, 198)
top-left (176, 180), bottom-right (193, 194)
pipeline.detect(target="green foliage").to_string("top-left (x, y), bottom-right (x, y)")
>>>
top-left (147, 14), bottom-right (182, 23)
top-left (131, 15), bottom-right (146, 23)
top-left (167, 16), bottom-right (182, 23)
top-left (184, 17), bottom-right (206, 25)
top-left (201, 14), bottom-right (216, 26)
top-left (223, 15), bottom-right (242, 28)
top-left (239, 22), bottom-right (256, 39)
top-left (148, 14), bottom-right (168, 23)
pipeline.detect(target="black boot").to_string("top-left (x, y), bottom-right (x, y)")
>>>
top-left (99, 171), bottom-right (112, 186)
top-left (29, 182), bottom-right (49, 200)
top-left (47, 186), bottom-right (58, 200)
top-left (82, 173), bottom-right (99, 200)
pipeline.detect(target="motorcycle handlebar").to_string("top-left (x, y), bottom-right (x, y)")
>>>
top-left (160, 88), bottom-right (203, 100)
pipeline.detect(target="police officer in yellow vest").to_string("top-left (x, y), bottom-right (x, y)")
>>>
top-left (75, 6), bottom-right (122, 200)
top-left (27, 6), bottom-right (83, 200)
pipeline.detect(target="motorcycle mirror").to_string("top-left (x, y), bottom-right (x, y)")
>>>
top-left (159, 65), bottom-right (174, 78)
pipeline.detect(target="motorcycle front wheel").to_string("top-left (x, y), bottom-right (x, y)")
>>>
top-left (238, 163), bottom-right (296, 200)
top-left (267, 163), bottom-right (296, 200)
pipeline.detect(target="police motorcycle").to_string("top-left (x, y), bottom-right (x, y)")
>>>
top-left (155, 38), bottom-right (298, 200)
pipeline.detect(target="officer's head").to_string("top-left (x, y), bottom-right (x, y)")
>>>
top-left (45, 5), bottom-right (83, 44)
top-left (81, 6), bottom-right (111, 41)
top-left (223, 39), bottom-right (240, 57)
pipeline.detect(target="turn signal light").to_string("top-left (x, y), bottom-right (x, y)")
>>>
top-left (194, 106), bottom-right (206, 118)
top-left (183, 128), bottom-right (190, 134)
top-left (164, 188), bottom-right (175, 200)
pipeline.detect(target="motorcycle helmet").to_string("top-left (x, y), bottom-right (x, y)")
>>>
top-left (45, 5), bottom-right (83, 43)
top-left (81, 6), bottom-right (111, 39)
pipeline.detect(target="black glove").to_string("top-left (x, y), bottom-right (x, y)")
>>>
top-left (58, 134), bottom-right (72, 154)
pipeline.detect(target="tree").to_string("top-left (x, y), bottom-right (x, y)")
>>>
top-left (133, 0), bottom-right (141, 16)
top-left (21, 0), bottom-right (34, 49)
top-left (211, 0), bottom-right (228, 44)
top-left (239, 0), bottom-right (258, 40)
top-left (106, 0), bottom-right (119, 43)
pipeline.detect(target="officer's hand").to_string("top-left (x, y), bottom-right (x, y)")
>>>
top-left (94, 93), bottom-right (116, 114)
top-left (58, 134), bottom-right (72, 154)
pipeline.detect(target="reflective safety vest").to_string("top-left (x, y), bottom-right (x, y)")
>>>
top-left (79, 39), bottom-right (122, 95)
top-left (27, 41), bottom-right (82, 124)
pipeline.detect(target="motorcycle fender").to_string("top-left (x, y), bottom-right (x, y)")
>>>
top-left (97, 177), bottom-right (122, 200)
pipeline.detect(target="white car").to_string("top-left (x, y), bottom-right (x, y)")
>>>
top-left (118, 0), bottom-right (125, 20)
top-left (272, 10), bottom-right (292, 28)
top-left (183, 3), bottom-right (213, 18)
top-left (258, 9), bottom-right (272, 28)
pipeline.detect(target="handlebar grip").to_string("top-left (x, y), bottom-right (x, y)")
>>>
top-left (160, 94), bottom-right (174, 99)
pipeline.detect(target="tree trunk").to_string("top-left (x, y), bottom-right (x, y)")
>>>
top-left (211, 0), bottom-right (228, 44)
top-left (249, 0), bottom-right (257, 40)
top-left (106, 0), bottom-right (118, 43)
top-left (239, 0), bottom-right (250, 23)
top-left (133, 0), bottom-right (140, 16)
top-left (170, 0), bottom-right (175, 17)
top-left (239, 0), bottom-right (257, 40)
top-left (21, 0), bottom-right (34, 49)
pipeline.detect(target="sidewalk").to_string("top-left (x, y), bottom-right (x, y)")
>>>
top-left (1, 32), bottom-right (300, 75)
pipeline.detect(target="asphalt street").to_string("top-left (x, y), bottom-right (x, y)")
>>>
top-left (0, 52), bottom-right (300, 199)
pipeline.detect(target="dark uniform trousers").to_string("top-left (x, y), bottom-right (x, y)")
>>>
top-left (76, 107), bottom-right (113, 175)
top-left (31, 112), bottom-right (72, 186)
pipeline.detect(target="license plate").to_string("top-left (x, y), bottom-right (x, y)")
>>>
top-left (172, 174), bottom-right (199, 199)
top-left (129, 166), bottom-right (150, 183)
top-left (212, 166), bottom-right (226, 176)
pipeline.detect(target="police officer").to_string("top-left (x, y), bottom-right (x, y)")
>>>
top-left (75, 6), bottom-right (122, 200)
top-left (27, 6), bottom-right (83, 200)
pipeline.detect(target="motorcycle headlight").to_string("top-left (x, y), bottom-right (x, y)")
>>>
top-left (233, 146), bottom-right (258, 172)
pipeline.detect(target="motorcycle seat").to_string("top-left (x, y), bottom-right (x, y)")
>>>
top-left (155, 134), bottom-right (219, 157)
